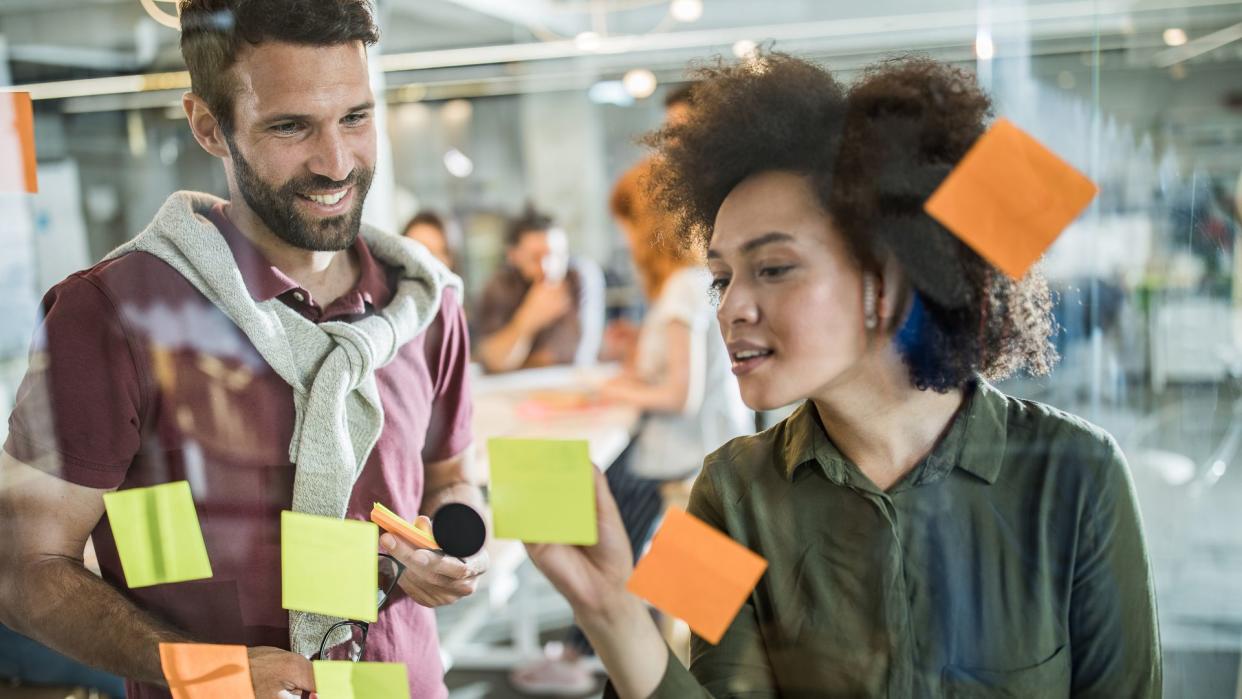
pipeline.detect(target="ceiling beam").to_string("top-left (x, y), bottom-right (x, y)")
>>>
top-left (431, 0), bottom-right (586, 38)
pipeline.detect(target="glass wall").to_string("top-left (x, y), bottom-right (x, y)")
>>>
top-left (2, 0), bottom-right (1241, 695)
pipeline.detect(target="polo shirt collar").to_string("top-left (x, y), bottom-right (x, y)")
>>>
top-left (205, 202), bottom-right (394, 312)
top-left (353, 235), bottom-right (395, 310)
top-left (779, 377), bottom-right (1009, 486)
top-left (206, 202), bottom-right (298, 302)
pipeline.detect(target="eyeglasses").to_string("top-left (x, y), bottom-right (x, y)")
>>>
top-left (315, 553), bottom-right (404, 662)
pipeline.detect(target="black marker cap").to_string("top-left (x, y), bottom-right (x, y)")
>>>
top-left (432, 502), bottom-right (487, 559)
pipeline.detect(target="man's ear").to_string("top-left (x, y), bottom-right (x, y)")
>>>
top-left (183, 92), bottom-right (230, 160)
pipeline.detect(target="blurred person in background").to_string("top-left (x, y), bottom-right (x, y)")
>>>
top-left (600, 83), bottom-right (698, 364)
top-left (601, 171), bottom-right (753, 484)
top-left (402, 210), bottom-right (457, 271)
top-left (0, 2), bottom-right (486, 698)
top-left (475, 206), bottom-right (604, 372)
top-left (509, 125), bottom-right (753, 697)
top-left (527, 54), bottom-right (1160, 698)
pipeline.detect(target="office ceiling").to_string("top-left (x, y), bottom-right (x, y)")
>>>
top-left (2, 0), bottom-right (1240, 88)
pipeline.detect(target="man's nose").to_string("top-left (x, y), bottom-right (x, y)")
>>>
top-left (307, 128), bottom-right (354, 184)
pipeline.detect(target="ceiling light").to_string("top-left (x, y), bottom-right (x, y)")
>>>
top-left (441, 99), bottom-right (473, 123)
top-left (623, 69), bottom-right (658, 99)
top-left (732, 39), bottom-right (759, 60)
top-left (443, 148), bottom-right (474, 178)
top-left (974, 30), bottom-right (995, 60)
top-left (139, 0), bottom-right (181, 30)
top-left (394, 84), bottom-right (427, 103)
top-left (588, 81), bottom-right (634, 106)
top-left (670, 0), bottom-right (704, 23)
top-left (1162, 27), bottom-right (1188, 46)
top-left (575, 32), bottom-right (602, 52)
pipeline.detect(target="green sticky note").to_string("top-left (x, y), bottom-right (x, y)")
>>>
top-left (488, 438), bottom-right (597, 545)
top-left (102, 481), bottom-right (212, 588)
top-left (313, 661), bottom-right (409, 699)
top-left (281, 511), bottom-right (378, 622)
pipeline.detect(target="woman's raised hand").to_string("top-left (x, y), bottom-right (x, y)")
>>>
top-left (524, 466), bottom-right (634, 621)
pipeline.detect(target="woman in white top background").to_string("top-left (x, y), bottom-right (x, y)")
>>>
top-left (602, 157), bottom-right (754, 480)
top-left (509, 152), bottom-right (754, 696)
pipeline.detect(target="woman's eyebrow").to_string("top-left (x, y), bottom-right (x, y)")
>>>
top-left (707, 231), bottom-right (795, 259)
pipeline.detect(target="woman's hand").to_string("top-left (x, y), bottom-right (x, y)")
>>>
top-left (525, 467), bottom-right (634, 622)
top-left (526, 467), bottom-right (673, 698)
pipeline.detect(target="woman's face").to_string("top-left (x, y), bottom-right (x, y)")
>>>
top-left (708, 170), bottom-right (870, 411)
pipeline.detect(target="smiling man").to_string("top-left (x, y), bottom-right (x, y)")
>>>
top-left (0, 2), bottom-right (484, 698)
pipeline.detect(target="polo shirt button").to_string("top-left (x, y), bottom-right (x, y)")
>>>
top-left (293, 291), bottom-right (305, 303)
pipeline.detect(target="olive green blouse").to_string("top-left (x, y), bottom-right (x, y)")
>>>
top-left (647, 379), bottom-right (1161, 698)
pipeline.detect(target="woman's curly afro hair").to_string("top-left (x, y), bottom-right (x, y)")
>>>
top-left (645, 53), bottom-right (1058, 392)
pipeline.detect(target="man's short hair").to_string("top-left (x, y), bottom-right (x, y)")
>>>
top-left (505, 205), bottom-right (554, 248)
top-left (179, 0), bottom-right (380, 134)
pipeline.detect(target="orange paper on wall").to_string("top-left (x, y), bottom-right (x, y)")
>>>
top-left (0, 92), bottom-right (37, 193)
top-left (924, 117), bottom-right (1097, 280)
top-left (626, 508), bottom-right (767, 645)
top-left (159, 643), bottom-right (256, 699)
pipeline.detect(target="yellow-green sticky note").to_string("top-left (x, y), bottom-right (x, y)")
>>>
top-left (313, 661), bottom-right (409, 699)
top-left (281, 511), bottom-right (378, 622)
top-left (488, 438), bottom-right (597, 545)
top-left (102, 481), bottom-right (212, 589)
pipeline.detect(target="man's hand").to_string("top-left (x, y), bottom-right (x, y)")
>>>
top-left (380, 518), bottom-right (488, 608)
top-left (247, 646), bottom-right (314, 699)
top-left (515, 281), bottom-right (572, 333)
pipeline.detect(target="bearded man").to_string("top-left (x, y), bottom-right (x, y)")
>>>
top-left (0, 2), bottom-right (485, 697)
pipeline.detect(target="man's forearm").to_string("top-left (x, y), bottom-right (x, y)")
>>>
top-left (2, 556), bottom-right (192, 684)
top-left (421, 481), bottom-right (486, 517)
top-left (477, 318), bottom-right (536, 373)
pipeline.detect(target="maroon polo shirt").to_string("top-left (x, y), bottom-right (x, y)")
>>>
top-left (4, 203), bottom-right (472, 699)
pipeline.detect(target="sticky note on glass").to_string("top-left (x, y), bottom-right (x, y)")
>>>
top-left (626, 508), bottom-right (767, 645)
top-left (313, 660), bottom-right (409, 699)
top-left (924, 117), bottom-right (1098, 279)
top-left (281, 511), bottom-right (378, 622)
top-left (102, 481), bottom-right (213, 588)
top-left (159, 643), bottom-right (255, 699)
top-left (0, 92), bottom-right (37, 193)
top-left (487, 438), bottom-right (596, 545)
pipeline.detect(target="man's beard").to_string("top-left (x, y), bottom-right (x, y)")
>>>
top-left (226, 137), bottom-right (373, 252)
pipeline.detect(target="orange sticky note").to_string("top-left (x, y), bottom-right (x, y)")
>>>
top-left (0, 92), bottom-right (37, 193)
top-left (924, 117), bottom-right (1097, 279)
top-left (371, 502), bottom-right (438, 550)
top-left (626, 508), bottom-right (767, 645)
top-left (159, 643), bottom-right (256, 699)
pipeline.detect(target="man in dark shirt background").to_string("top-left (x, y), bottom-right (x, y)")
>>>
top-left (474, 207), bottom-right (591, 372)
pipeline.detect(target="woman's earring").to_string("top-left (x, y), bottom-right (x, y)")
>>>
top-left (863, 275), bottom-right (878, 330)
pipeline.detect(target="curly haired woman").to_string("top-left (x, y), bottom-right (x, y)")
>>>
top-left (527, 54), bottom-right (1161, 698)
